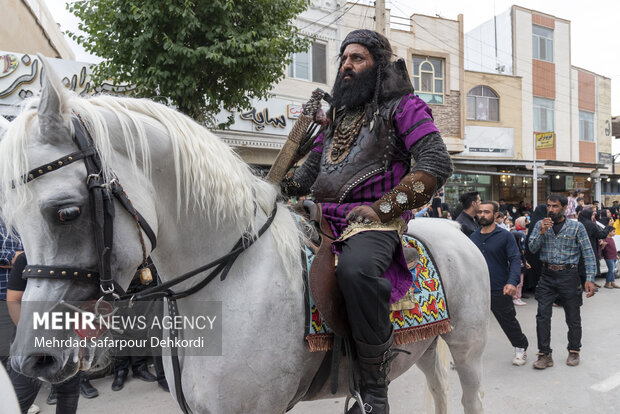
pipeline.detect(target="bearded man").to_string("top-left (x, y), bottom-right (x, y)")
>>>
top-left (283, 30), bottom-right (453, 413)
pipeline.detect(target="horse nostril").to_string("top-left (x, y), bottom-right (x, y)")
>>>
top-left (18, 353), bottom-right (62, 378)
top-left (34, 354), bottom-right (57, 368)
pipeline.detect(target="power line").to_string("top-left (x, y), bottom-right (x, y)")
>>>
top-left (298, 4), bottom-right (609, 121)
top-left (386, 1), bottom-right (588, 107)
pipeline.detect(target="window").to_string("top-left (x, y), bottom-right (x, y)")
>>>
top-left (533, 97), bottom-right (554, 132)
top-left (288, 41), bottom-right (326, 83)
top-left (412, 56), bottom-right (444, 104)
top-left (532, 25), bottom-right (553, 62)
top-left (467, 86), bottom-right (499, 121)
top-left (579, 110), bottom-right (594, 142)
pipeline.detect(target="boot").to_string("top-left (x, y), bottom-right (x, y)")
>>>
top-left (111, 369), bottom-right (128, 391)
top-left (79, 373), bottom-right (99, 399)
top-left (133, 363), bottom-right (157, 382)
top-left (46, 386), bottom-right (57, 405)
top-left (347, 331), bottom-right (395, 414)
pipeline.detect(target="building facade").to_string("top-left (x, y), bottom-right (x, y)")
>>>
top-left (464, 5), bottom-right (613, 206)
top-left (1, 0), bottom-right (74, 60)
top-left (1, 0), bottom-right (83, 118)
top-left (2, 2), bottom-right (615, 210)
top-left (214, 1), bottom-right (466, 168)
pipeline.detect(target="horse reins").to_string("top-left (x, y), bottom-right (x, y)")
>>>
top-left (21, 114), bottom-right (278, 414)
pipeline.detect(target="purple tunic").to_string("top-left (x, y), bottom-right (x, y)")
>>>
top-left (312, 94), bottom-right (439, 303)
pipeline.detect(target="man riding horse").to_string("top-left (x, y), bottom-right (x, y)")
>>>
top-left (283, 30), bottom-right (453, 413)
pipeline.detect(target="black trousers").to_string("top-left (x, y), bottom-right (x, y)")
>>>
top-left (335, 230), bottom-right (399, 346)
top-left (114, 354), bottom-right (148, 373)
top-left (9, 368), bottom-right (80, 414)
top-left (535, 267), bottom-right (583, 354)
top-left (490, 291), bottom-right (528, 349)
top-left (0, 301), bottom-right (15, 369)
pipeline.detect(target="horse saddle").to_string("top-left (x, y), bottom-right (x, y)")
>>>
top-left (295, 201), bottom-right (419, 338)
top-left (295, 200), bottom-right (349, 337)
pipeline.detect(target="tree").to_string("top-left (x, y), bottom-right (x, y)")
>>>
top-left (68, 0), bottom-right (311, 123)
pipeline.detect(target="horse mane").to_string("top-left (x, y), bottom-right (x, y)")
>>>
top-left (0, 89), bottom-right (303, 288)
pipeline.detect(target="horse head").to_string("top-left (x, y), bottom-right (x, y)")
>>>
top-left (1, 58), bottom-right (157, 383)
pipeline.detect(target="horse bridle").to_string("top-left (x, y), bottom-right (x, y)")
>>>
top-left (22, 115), bottom-right (157, 299)
top-left (22, 114), bottom-right (278, 414)
top-left (22, 114), bottom-right (277, 301)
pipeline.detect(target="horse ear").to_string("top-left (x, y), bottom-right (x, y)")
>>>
top-left (36, 54), bottom-right (67, 142)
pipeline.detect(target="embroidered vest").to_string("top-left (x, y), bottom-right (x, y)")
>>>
top-left (311, 96), bottom-right (409, 203)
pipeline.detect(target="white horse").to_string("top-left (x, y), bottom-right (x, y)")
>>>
top-left (1, 65), bottom-right (490, 414)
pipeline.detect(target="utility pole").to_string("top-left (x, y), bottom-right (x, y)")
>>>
top-left (375, 0), bottom-right (386, 35)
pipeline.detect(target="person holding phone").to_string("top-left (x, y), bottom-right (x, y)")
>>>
top-left (528, 194), bottom-right (597, 369)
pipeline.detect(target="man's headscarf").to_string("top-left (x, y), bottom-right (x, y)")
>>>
top-left (339, 30), bottom-right (393, 66)
top-left (336, 30), bottom-right (412, 125)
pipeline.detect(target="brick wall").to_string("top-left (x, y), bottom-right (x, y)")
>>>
top-left (428, 91), bottom-right (461, 137)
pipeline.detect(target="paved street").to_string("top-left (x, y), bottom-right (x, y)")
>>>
top-left (29, 283), bottom-right (620, 414)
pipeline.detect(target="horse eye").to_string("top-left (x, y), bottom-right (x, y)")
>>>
top-left (58, 206), bottom-right (81, 223)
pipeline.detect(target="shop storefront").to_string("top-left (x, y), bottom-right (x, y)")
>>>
top-left (444, 173), bottom-right (492, 209)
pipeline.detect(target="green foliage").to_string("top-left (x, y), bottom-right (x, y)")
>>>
top-left (68, 0), bottom-right (311, 123)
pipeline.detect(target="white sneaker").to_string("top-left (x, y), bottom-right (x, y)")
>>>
top-left (512, 347), bottom-right (527, 366)
top-left (27, 404), bottom-right (40, 414)
top-left (513, 298), bottom-right (527, 306)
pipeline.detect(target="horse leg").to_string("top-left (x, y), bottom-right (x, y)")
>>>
top-left (442, 329), bottom-right (485, 414)
top-left (415, 336), bottom-right (448, 414)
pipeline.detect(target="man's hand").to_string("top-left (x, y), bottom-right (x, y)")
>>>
top-left (503, 284), bottom-right (517, 297)
top-left (585, 281), bottom-right (596, 298)
top-left (11, 250), bottom-right (23, 265)
top-left (346, 205), bottom-right (381, 225)
top-left (540, 217), bottom-right (552, 235)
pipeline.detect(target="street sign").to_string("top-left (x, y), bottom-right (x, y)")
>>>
top-left (535, 132), bottom-right (554, 149)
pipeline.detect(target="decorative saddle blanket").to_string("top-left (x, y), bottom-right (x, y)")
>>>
top-left (305, 234), bottom-right (451, 352)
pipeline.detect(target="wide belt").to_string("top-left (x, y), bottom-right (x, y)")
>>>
top-left (543, 263), bottom-right (576, 271)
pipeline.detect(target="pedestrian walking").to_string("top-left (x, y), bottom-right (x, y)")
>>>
top-left (471, 201), bottom-right (529, 366)
top-left (528, 194), bottom-right (597, 369)
top-left (600, 228), bottom-right (619, 289)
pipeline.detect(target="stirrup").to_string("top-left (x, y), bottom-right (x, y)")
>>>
top-left (343, 338), bottom-right (368, 413)
top-left (344, 391), bottom-right (369, 413)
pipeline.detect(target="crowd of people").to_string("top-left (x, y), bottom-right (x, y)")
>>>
top-left (414, 189), bottom-right (618, 369)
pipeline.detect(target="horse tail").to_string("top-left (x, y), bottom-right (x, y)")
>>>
top-left (416, 336), bottom-right (449, 414)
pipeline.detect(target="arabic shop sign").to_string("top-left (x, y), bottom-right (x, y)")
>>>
top-left (0, 54), bottom-right (19, 78)
top-left (240, 108), bottom-right (286, 131)
top-left (535, 132), bottom-right (554, 149)
top-left (215, 98), bottom-right (311, 135)
top-left (0, 51), bottom-right (94, 113)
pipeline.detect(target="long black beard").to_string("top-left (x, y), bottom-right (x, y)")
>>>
top-left (549, 211), bottom-right (565, 223)
top-left (331, 66), bottom-right (377, 109)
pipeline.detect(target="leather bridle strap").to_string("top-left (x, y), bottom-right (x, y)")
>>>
top-left (22, 116), bottom-right (157, 299)
top-left (24, 148), bottom-right (97, 182)
top-left (168, 298), bottom-right (193, 414)
top-left (71, 116), bottom-right (116, 296)
top-left (119, 201), bottom-right (278, 302)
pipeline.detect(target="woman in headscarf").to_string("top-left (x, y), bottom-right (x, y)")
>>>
top-left (578, 208), bottom-right (612, 287)
top-left (524, 204), bottom-right (547, 291)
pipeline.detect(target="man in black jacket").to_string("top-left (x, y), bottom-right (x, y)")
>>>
top-left (456, 191), bottom-right (480, 236)
top-left (470, 201), bottom-right (529, 366)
